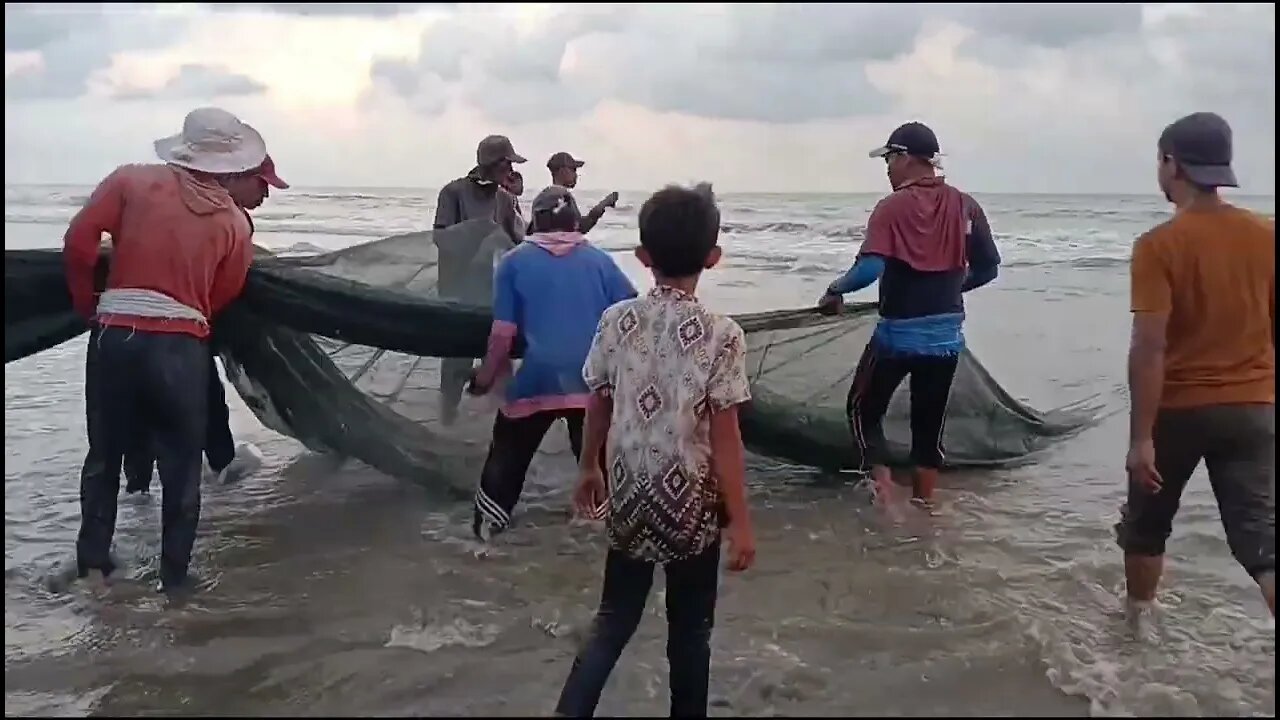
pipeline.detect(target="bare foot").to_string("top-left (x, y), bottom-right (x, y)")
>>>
top-left (1125, 597), bottom-right (1160, 643)
top-left (909, 496), bottom-right (941, 516)
top-left (869, 466), bottom-right (905, 525)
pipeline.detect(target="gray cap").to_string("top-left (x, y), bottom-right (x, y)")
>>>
top-left (547, 151), bottom-right (585, 170)
top-left (1158, 112), bottom-right (1238, 188)
top-left (530, 184), bottom-right (581, 216)
top-left (476, 135), bottom-right (526, 166)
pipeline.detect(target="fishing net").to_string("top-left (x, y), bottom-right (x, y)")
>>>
top-left (5, 222), bottom-right (1098, 497)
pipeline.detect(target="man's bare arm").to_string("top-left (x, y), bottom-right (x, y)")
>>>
top-left (579, 391), bottom-right (612, 475)
top-left (1128, 312), bottom-right (1168, 444)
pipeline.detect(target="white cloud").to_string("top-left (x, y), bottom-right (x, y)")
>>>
top-left (210, 3), bottom-right (434, 17)
top-left (4, 3), bottom-right (192, 99)
top-left (112, 63), bottom-right (267, 101)
top-left (3, 2), bottom-right (1274, 194)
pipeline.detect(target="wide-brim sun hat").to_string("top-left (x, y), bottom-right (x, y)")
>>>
top-left (154, 107), bottom-right (267, 175)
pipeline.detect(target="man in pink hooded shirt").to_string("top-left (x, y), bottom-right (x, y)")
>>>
top-left (818, 121), bottom-right (1001, 512)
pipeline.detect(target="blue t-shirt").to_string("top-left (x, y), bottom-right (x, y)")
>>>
top-left (493, 241), bottom-right (637, 406)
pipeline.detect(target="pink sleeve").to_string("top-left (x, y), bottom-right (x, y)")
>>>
top-left (473, 320), bottom-right (517, 388)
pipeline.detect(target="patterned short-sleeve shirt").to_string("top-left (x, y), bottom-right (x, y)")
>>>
top-left (582, 285), bottom-right (752, 562)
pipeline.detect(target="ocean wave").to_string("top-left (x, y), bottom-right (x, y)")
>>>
top-left (1002, 256), bottom-right (1128, 270)
top-left (722, 221), bottom-right (812, 235)
top-left (273, 241), bottom-right (330, 256)
top-left (719, 221), bottom-right (867, 242)
top-left (1021, 549), bottom-right (1275, 717)
top-left (4, 213), bottom-right (76, 226)
top-left (248, 211), bottom-right (304, 222)
top-left (3, 212), bottom-right (399, 239)
top-left (823, 226), bottom-right (866, 240)
top-left (4, 191), bottom-right (88, 209)
top-left (291, 191), bottom-right (406, 202)
top-left (1010, 207), bottom-right (1172, 222)
top-left (255, 221), bottom-right (408, 238)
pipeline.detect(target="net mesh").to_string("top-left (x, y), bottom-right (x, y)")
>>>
top-left (6, 225), bottom-right (1100, 496)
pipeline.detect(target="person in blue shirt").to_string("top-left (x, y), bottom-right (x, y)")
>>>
top-left (467, 185), bottom-right (637, 542)
top-left (818, 122), bottom-right (1000, 511)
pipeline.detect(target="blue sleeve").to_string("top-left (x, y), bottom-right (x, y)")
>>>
top-left (828, 254), bottom-right (885, 295)
top-left (604, 255), bottom-right (638, 304)
top-left (492, 254), bottom-right (520, 325)
top-left (962, 199), bottom-right (1000, 292)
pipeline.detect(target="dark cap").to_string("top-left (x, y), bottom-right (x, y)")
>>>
top-left (1158, 112), bottom-right (1238, 188)
top-left (868, 121), bottom-right (940, 159)
top-left (547, 151), bottom-right (585, 171)
top-left (530, 184), bottom-right (581, 216)
top-left (476, 135), bottom-right (526, 166)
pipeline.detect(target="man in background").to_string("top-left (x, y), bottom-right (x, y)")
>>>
top-left (502, 169), bottom-right (525, 199)
top-left (1118, 112), bottom-right (1275, 631)
top-left (502, 169), bottom-right (525, 230)
top-left (433, 135), bottom-right (527, 424)
top-left (546, 151), bottom-right (619, 234)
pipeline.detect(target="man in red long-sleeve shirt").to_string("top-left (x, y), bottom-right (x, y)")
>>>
top-left (66, 107), bottom-right (275, 594)
top-left (118, 154), bottom-right (288, 496)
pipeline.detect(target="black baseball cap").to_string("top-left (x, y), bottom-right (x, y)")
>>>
top-left (868, 121), bottom-right (940, 159)
top-left (1158, 112), bottom-right (1238, 188)
top-left (547, 151), bottom-right (585, 171)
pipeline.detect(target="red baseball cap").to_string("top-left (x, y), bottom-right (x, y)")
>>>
top-left (257, 154), bottom-right (289, 189)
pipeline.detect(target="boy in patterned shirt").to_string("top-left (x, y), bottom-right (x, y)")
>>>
top-left (554, 183), bottom-right (756, 717)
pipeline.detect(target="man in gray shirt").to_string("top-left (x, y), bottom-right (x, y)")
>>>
top-left (433, 135), bottom-right (527, 424)
top-left (434, 135), bottom-right (525, 240)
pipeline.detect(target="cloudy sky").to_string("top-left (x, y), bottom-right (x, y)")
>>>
top-left (4, 2), bottom-right (1275, 194)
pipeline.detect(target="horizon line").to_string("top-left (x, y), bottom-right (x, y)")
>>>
top-left (4, 182), bottom-right (1275, 199)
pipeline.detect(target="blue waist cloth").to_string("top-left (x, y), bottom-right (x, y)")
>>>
top-left (872, 312), bottom-right (966, 357)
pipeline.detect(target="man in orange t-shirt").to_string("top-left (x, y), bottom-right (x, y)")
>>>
top-left (1119, 112), bottom-right (1275, 627)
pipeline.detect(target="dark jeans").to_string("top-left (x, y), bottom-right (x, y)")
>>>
top-left (122, 350), bottom-right (234, 493)
top-left (846, 341), bottom-right (959, 469)
top-left (1116, 404), bottom-right (1276, 579)
top-left (556, 543), bottom-right (721, 718)
top-left (473, 408), bottom-right (584, 534)
top-left (77, 326), bottom-right (209, 587)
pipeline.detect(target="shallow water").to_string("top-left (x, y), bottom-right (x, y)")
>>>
top-left (5, 190), bottom-right (1275, 716)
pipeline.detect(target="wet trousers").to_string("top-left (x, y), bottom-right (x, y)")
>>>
top-left (555, 543), bottom-right (721, 717)
top-left (77, 326), bottom-right (208, 587)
